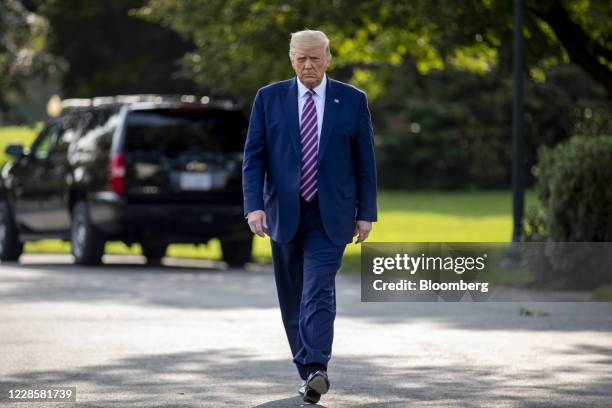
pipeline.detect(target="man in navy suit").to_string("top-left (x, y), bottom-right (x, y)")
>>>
top-left (242, 29), bottom-right (377, 404)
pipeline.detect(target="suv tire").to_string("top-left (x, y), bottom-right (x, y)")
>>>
top-left (0, 201), bottom-right (23, 262)
top-left (71, 201), bottom-right (105, 266)
top-left (221, 236), bottom-right (253, 267)
top-left (141, 242), bottom-right (168, 265)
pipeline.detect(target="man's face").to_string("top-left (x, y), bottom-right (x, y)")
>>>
top-left (291, 45), bottom-right (330, 89)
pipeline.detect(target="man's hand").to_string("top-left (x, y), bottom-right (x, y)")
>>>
top-left (247, 210), bottom-right (268, 237)
top-left (353, 220), bottom-right (372, 244)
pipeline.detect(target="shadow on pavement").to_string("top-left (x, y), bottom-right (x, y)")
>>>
top-left (2, 348), bottom-right (610, 407)
top-left (1, 255), bottom-right (612, 333)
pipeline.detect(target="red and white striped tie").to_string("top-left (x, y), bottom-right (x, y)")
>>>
top-left (299, 90), bottom-right (319, 201)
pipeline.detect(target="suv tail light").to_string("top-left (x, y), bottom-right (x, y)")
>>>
top-left (108, 153), bottom-right (126, 195)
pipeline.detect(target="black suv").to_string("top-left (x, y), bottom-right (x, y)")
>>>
top-left (0, 95), bottom-right (252, 266)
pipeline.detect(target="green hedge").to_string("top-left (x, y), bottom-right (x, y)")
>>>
top-left (529, 135), bottom-right (612, 289)
top-left (536, 135), bottom-right (612, 241)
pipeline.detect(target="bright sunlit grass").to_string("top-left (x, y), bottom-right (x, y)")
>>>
top-left (3, 125), bottom-right (541, 275)
top-left (0, 125), bottom-right (40, 165)
top-left (24, 190), bottom-right (540, 274)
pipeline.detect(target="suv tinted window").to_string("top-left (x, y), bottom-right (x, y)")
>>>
top-left (75, 108), bottom-right (119, 155)
top-left (31, 123), bottom-right (60, 160)
top-left (54, 114), bottom-right (82, 157)
top-left (124, 108), bottom-right (246, 157)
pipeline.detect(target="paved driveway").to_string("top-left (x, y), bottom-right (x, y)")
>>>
top-left (1, 254), bottom-right (611, 407)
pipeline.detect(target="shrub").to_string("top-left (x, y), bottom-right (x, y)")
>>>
top-left (528, 135), bottom-right (612, 289)
top-left (536, 135), bottom-right (612, 241)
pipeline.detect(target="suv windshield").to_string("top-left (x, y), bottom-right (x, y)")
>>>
top-left (125, 108), bottom-right (246, 157)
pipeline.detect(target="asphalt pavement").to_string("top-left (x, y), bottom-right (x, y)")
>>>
top-left (1, 254), bottom-right (611, 407)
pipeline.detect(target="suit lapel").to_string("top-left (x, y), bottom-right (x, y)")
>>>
top-left (317, 76), bottom-right (340, 166)
top-left (283, 77), bottom-right (301, 159)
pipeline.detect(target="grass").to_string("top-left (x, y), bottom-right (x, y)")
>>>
top-left (338, 190), bottom-right (539, 280)
top-left (24, 190), bottom-right (540, 274)
top-left (0, 125), bottom-right (40, 165)
top-left (2, 125), bottom-right (541, 284)
top-left (4, 125), bottom-right (609, 298)
top-left (593, 285), bottom-right (612, 301)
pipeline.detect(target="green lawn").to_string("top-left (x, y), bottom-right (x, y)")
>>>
top-left (333, 190), bottom-right (539, 275)
top-left (593, 285), bottom-right (612, 301)
top-left (2, 125), bottom-right (540, 281)
top-left (0, 125), bottom-right (40, 166)
top-left (4, 125), bottom-right (607, 296)
top-left (24, 190), bottom-right (539, 275)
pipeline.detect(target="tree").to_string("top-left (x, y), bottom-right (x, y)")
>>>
top-left (35, 0), bottom-right (201, 98)
top-left (0, 0), bottom-right (59, 123)
top-left (138, 0), bottom-right (611, 103)
top-left (529, 0), bottom-right (612, 93)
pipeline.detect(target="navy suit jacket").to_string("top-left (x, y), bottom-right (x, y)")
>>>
top-left (242, 76), bottom-right (377, 246)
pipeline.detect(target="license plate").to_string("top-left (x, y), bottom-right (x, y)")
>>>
top-left (179, 172), bottom-right (212, 191)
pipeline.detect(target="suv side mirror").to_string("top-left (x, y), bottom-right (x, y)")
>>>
top-left (5, 144), bottom-right (25, 158)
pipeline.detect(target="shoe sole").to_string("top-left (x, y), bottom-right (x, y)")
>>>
top-left (303, 388), bottom-right (321, 404)
top-left (307, 373), bottom-right (330, 395)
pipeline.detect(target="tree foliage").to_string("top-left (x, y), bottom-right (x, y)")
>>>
top-left (36, 0), bottom-right (200, 97)
top-left (373, 62), bottom-right (610, 189)
top-left (0, 0), bottom-right (59, 123)
top-left (138, 0), bottom-right (611, 103)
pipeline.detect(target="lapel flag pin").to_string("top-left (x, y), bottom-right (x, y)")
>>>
top-left (334, 98), bottom-right (339, 103)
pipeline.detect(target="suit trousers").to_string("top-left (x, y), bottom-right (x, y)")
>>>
top-left (270, 194), bottom-right (347, 380)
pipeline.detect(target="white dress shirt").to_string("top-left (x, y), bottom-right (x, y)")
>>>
top-left (297, 73), bottom-right (326, 148)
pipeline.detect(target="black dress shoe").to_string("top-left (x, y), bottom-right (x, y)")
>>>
top-left (302, 370), bottom-right (330, 403)
top-left (306, 370), bottom-right (330, 395)
top-left (302, 386), bottom-right (321, 404)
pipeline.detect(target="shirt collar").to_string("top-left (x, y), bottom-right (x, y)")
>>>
top-left (297, 73), bottom-right (327, 99)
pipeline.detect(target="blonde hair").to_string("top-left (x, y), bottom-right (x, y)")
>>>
top-left (289, 29), bottom-right (331, 61)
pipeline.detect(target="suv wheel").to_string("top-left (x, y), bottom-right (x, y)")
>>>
top-left (71, 201), bottom-right (105, 265)
top-left (0, 201), bottom-right (23, 262)
top-left (141, 242), bottom-right (168, 265)
top-left (221, 236), bottom-right (253, 267)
